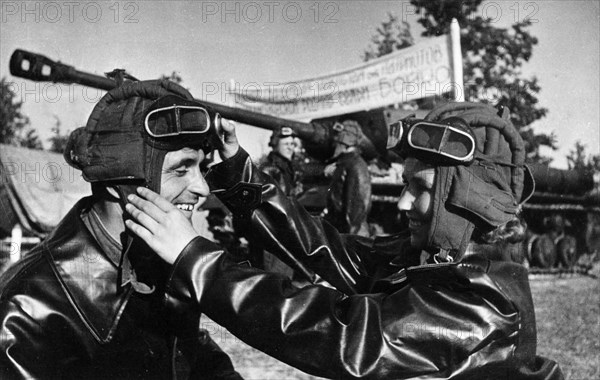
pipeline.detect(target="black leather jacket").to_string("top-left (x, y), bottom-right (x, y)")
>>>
top-left (0, 197), bottom-right (241, 380)
top-left (258, 151), bottom-right (301, 197)
top-left (164, 149), bottom-right (564, 379)
top-left (326, 150), bottom-right (371, 236)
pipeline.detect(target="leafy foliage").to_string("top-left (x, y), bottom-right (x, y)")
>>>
top-left (566, 141), bottom-right (600, 174)
top-left (363, 13), bottom-right (414, 61)
top-left (20, 129), bottom-right (43, 150)
top-left (363, 0), bottom-right (554, 163)
top-left (412, 0), bottom-right (553, 162)
top-left (0, 77), bottom-right (42, 149)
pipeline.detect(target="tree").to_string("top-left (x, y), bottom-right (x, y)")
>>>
top-left (567, 141), bottom-right (600, 174)
top-left (364, 1), bottom-right (554, 163)
top-left (48, 116), bottom-right (69, 154)
top-left (20, 129), bottom-right (43, 150)
top-left (363, 13), bottom-right (414, 61)
top-left (1, 77), bottom-right (43, 149)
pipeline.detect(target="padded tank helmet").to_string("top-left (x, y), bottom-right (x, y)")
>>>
top-left (332, 120), bottom-right (363, 147)
top-left (64, 79), bottom-right (222, 193)
top-left (269, 126), bottom-right (297, 148)
top-left (388, 102), bottom-right (535, 259)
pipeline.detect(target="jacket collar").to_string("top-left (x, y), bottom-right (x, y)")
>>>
top-left (331, 150), bottom-right (359, 164)
top-left (269, 151), bottom-right (293, 166)
top-left (44, 197), bottom-right (133, 344)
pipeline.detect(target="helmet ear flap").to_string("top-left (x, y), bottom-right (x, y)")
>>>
top-left (421, 102), bottom-right (536, 256)
top-left (63, 127), bottom-right (92, 171)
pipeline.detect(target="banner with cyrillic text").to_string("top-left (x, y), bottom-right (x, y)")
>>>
top-left (232, 34), bottom-right (455, 121)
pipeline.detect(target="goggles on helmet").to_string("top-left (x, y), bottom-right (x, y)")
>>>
top-left (387, 117), bottom-right (476, 165)
top-left (277, 126), bottom-right (296, 137)
top-left (332, 122), bottom-right (345, 133)
top-left (144, 95), bottom-right (211, 138)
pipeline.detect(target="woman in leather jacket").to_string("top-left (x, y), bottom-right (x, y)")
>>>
top-left (126, 103), bottom-right (564, 379)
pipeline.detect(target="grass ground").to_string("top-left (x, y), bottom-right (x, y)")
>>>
top-left (210, 274), bottom-right (600, 380)
top-left (531, 276), bottom-right (599, 380)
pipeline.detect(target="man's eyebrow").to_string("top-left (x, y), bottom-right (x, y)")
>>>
top-left (166, 155), bottom-right (200, 168)
top-left (182, 156), bottom-right (199, 163)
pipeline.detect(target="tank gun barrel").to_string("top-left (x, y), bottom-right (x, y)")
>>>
top-left (10, 49), bottom-right (117, 91)
top-left (10, 49), bottom-right (331, 149)
top-left (528, 164), bottom-right (595, 195)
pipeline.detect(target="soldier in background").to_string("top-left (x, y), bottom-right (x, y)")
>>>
top-left (253, 127), bottom-right (304, 277)
top-left (324, 120), bottom-right (372, 237)
top-left (259, 126), bottom-right (303, 197)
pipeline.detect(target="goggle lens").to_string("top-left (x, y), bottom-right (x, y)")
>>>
top-left (145, 105), bottom-right (210, 138)
top-left (387, 119), bottom-right (476, 164)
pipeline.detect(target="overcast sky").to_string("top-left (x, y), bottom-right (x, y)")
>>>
top-left (1, 0), bottom-right (598, 167)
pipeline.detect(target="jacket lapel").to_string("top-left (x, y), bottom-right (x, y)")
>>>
top-left (44, 198), bottom-right (133, 344)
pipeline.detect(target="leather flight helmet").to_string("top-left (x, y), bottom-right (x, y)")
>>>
top-left (403, 102), bottom-right (535, 259)
top-left (64, 79), bottom-right (220, 193)
top-left (64, 79), bottom-right (221, 289)
top-left (269, 126), bottom-right (297, 148)
top-left (332, 120), bottom-right (363, 147)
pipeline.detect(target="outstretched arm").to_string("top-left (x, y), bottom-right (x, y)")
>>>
top-left (125, 192), bottom-right (528, 380)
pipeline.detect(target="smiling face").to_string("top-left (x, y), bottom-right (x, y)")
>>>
top-left (397, 158), bottom-right (435, 249)
top-left (160, 147), bottom-right (210, 220)
top-left (275, 136), bottom-right (296, 161)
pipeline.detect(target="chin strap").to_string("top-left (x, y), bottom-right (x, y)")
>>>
top-left (112, 183), bottom-right (148, 293)
top-left (115, 182), bottom-right (170, 295)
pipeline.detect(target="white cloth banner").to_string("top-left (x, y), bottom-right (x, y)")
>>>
top-left (233, 35), bottom-right (455, 121)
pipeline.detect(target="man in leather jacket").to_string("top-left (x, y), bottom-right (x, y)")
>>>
top-left (253, 127), bottom-right (302, 276)
top-left (325, 120), bottom-right (372, 236)
top-left (126, 102), bottom-right (564, 379)
top-left (259, 126), bottom-right (303, 197)
top-left (0, 80), bottom-right (242, 379)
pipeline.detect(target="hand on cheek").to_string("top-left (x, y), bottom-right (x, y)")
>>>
top-left (125, 187), bottom-right (199, 264)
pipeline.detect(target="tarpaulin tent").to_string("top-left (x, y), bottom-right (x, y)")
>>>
top-left (0, 144), bottom-right (91, 238)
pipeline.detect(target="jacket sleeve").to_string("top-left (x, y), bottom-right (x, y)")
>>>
top-left (164, 238), bottom-right (550, 380)
top-left (206, 148), bottom-right (384, 295)
top-left (1, 299), bottom-right (63, 379)
top-left (259, 162), bottom-right (288, 195)
top-left (342, 159), bottom-right (372, 236)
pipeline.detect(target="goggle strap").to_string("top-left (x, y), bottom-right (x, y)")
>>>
top-left (474, 156), bottom-right (520, 169)
top-left (386, 121), bottom-right (403, 149)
